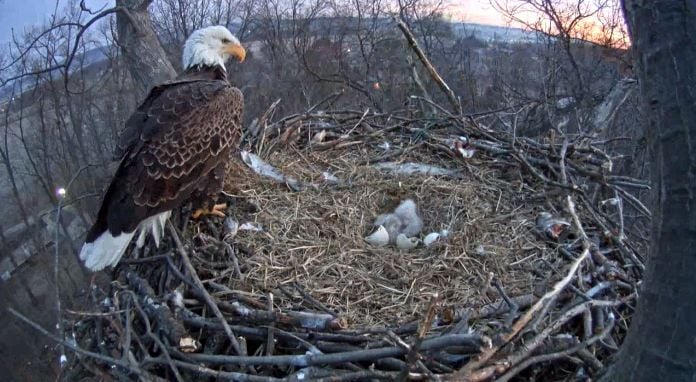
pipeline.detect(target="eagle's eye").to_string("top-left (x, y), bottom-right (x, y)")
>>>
top-left (221, 38), bottom-right (231, 44)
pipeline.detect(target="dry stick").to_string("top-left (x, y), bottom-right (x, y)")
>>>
top-left (123, 291), bottom-right (184, 382)
top-left (266, 292), bottom-right (275, 356)
top-left (614, 184), bottom-right (652, 217)
top-left (179, 333), bottom-right (482, 367)
top-left (494, 309), bottom-right (617, 382)
top-left (614, 190), bottom-right (626, 241)
top-left (53, 164), bottom-right (95, 368)
top-left (583, 307), bottom-right (594, 340)
top-left (394, 16), bottom-right (462, 116)
top-left (310, 370), bottom-right (419, 381)
top-left (145, 358), bottom-right (283, 382)
top-left (260, 329), bottom-right (365, 374)
top-left (166, 222), bottom-right (244, 356)
top-left (410, 95), bottom-right (456, 117)
top-left (124, 270), bottom-right (187, 344)
top-left (407, 54), bottom-right (437, 116)
top-left (182, 309), bottom-right (380, 347)
top-left (567, 195), bottom-right (590, 242)
top-left (244, 98), bottom-right (281, 152)
top-left (506, 299), bottom-right (624, 370)
top-left (293, 282), bottom-right (337, 316)
top-left (472, 294), bottom-right (537, 320)
top-left (267, 326), bottom-right (322, 355)
top-left (560, 139), bottom-right (570, 185)
top-left (206, 281), bottom-right (268, 309)
top-left (344, 108), bottom-right (370, 136)
top-left (492, 277), bottom-right (519, 328)
top-left (213, 299), bottom-right (345, 330)
top-left (222, 241), bottom-right (244, 281)
top-left (7, 308), bottom-right (148, 377)
top-left (577, 348), bottom-right (605, 371)
top-left (453, 246), bottom-right (589, 377)
top-left (463, 364), bottom-right (509, 382)
top-left (398, 293), bottom-right (441, 380)
top-left (64, 308), bottom-right (130, 317)
top-left (528, 195), bottom-right (594, 332)
top-left (122, 298), bottom-right (133, 364)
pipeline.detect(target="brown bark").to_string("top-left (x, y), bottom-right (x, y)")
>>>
top-left (604, 1), bottom-right (696, 381)
top-left (116, 0), bottom-right (177, 97)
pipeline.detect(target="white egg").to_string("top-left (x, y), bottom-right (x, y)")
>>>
top-left (423, 232), bottom-right (440, 247)
top-left (365, 225), bottom-right (390, 247)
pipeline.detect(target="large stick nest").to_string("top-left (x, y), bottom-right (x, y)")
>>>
top-left (45, 104), bottom-right (647, 381)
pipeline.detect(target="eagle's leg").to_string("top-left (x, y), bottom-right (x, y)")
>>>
top-left (191, 163), bottom-right (229, 219)
top-left (192, 203), bottom-right (227, 219)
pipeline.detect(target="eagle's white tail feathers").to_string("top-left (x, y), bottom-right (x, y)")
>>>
top-left (79, 231), bottom-right (134, 271)
top-left (80, 211), bottom-right (172, 271)
top-left (135, 211), bottom-right (171, 248)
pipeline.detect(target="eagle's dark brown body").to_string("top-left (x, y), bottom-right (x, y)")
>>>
top-left (80, 65), bottom-right (243, 270)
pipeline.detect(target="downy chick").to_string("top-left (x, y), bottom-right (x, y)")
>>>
top-left (374, 199), bottom-right (423, 244)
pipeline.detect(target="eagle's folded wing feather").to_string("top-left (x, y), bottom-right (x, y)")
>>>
top-left (81, 80), bottom-right (243, 271)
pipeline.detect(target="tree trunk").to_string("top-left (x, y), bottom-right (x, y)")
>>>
top-left (116, 0), bottom-right (177, 96)
top-left (604, 1), bottom-right (696, 380)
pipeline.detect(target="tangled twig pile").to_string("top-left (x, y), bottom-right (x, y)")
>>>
top-left (11, 96), bottom-right (648, 381)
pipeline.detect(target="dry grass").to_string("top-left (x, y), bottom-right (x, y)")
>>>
top-left (62, 111), bottom-right (647, 381)
top-left (219, 143), bottom-right (550, 327)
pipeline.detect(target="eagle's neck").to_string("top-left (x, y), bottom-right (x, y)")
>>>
top-left (181, 65), bottom-right (227, 81)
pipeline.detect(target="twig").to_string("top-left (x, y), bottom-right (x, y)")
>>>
top-left (492, 278), bottom-right (519, 328)
top-left (8, 308), bottom-right (147, 377)
top-left (266, 292), bottom-right (275, 356)
top-left (394, 17), bottom-right (462, 115)
top-left (123, 271), bottom-right (186, 345)
top-left (453, 247), bottom-right (589, 377)
top-left (292, 282), bottom-right (337, 316)
top-left (166, 222), bottom-right (244, 356)
top-left (53, 164), bottom-right (95, 368)
top-left (398, 293), bottom-right (441, 380)
top-left (213, 299), bottom-right (347, 330)
top-left (567, 195), bottom-right (590, 242)
top-left (471, 294), bottom-right (537, 320)
top-left (223, 241), bottom-right (244, 281)
top-left (123, 291), bottom-right (184, 382)
top-left (494, 311), bottom-right (616, 382)
top-left (180, 333), bottom-right (482, 367)
top-left (145, 358), bottom-right (283, 382)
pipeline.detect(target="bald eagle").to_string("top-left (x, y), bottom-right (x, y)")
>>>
top-left (79, 26), bottom-right (246, 271)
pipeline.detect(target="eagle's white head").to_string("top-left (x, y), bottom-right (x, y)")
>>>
top-left (182, 26), bottom-right (246, 71)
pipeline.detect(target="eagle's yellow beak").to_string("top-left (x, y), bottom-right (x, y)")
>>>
top-left (225, 43), bottom-right (246, 63)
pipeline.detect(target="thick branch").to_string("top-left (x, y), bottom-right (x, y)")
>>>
top-left (394, 17), bottom-right (462, 116)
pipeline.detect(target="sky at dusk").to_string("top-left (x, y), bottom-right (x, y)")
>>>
top-left (0, 0), bottom-right (512, 45)
top-left (444, 0), bottom-right (508, 25)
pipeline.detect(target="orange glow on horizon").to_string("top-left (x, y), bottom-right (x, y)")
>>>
top-left (442, 1), bottom-right (509, 26)
top-left (442, 0), bottom-right (629, 48)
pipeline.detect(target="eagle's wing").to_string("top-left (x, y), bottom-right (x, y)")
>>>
top-left (80, 80), bottom-right (243, 270)
top-left (114, 78), bottom-right (209, 160)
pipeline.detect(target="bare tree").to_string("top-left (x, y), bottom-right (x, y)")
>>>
top-left (492, 0), bottom-right (626, 106)
top-left (1, 87), bottom-right (32, 233)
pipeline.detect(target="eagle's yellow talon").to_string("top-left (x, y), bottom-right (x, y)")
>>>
top-left (191, 209), bottom-right (204, 219)
top-left (192, 203), bottom-right (227, 219)
top-left (211, 203), bottom-right (227, 217)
